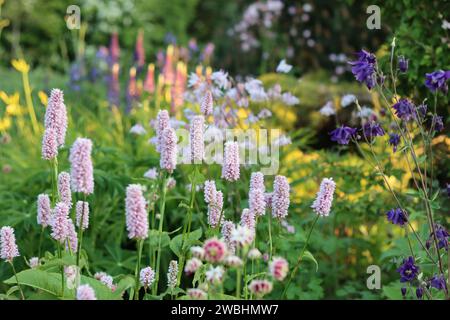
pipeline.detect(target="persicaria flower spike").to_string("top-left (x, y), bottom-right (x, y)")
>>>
top-left (140, 266), bottom-right (156, 288)
top-left (207, 190), bottom-right (223, 228)
top-left (76, 201), bottom-right (89, 230)
top-left (269, 256), bottom-right (289, 281)
top-left (37, 194), bottom-right (52, 228)
top-left (44, 88), bottom-right (67, 147)
top-left (190, 115), bottom-right (205, 163)
top-left (125, 184), bottom-right (149, 240)
top-left (203, 180), bottom-right (217, 204)
top-left (66, 219), bottom-right (78, 253)
top-left (311, 177), bottom-right (336, 217)
top-left (51, 202), bottom-right (70, 243)
top-left (0, 226), bottom-right (20, 262)
top-left (76, 284), bottom-right (97, 300)
top-left (240, 208), bottom-right (256, 231)
top-left (156, 110), bottom-right (170, 152)
top-left (167, 260), bottom-right (178, 289)
top-left (221, 220), bottom-right (236, 254)
top-left (200, 90), bottom-right (213, 116)
top-left (249, 172), bottom-right (266, 217)
top-left (41, 127), bottom-right (58, 160)
top-left (272, 175), bottom-right (290, 219)
top-left (69, 138), bottom-right (94, 195)
top-left (58, 172), bottom-right (72, 208)
top-left (159, 127), bottom-right (177, 173)
top-left (221, 141), bottom-right (240, 181)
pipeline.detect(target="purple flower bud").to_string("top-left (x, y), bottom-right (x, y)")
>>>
top-left (398, 56), bottom-right (408, 73)
top-left (386, 208), bottom-right (408, 226)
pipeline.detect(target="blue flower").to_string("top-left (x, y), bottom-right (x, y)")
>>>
top-left (425, 70), bottom-right (450, 94)
top-left (362, 121), bottom-right (385, 139)
top-left (430, 275), bottom-right (446, 291)
top-left (398, 56), bottom-right (408, 73)
top-left (386, 208), bottom-right (408, 226)
top-left (392, 99), bottom-right (416, 121)
top-left (349, 50), bottom-right (377, 90)
top-left (389, 133), bottom-right (400, 152)
top-left (330, 126), bottom-right (357, 145)
top-left (416, 287), bottom-right (424, 299)
top-left (397, 256), bottom-right (419, 283)
top-left (428, 224), bottom-right (449, 251)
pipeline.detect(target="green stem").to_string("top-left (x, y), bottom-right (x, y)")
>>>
top-left (153, 173), bottom-right (168, 295)
top-left (38, 226), bottom-right (44, 258)
top-left (10, 262), bottom-right (25, 300)
top-left (76, 194), bottom-right (87, 267)
top-left (134, 239), bottom-right (144, 300)
top-left (57, 243), bottom-right (65, 297)
top-left (268, 213), bottom-right (273, 260)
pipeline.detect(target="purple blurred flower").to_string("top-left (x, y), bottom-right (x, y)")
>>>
top-left (386, 208), bottom-right (407, 226)
top-left (416, 287), bottom-right (423, 299)
top-left (433, 115), bottom-right (444, 132)
top-left (349, 50), bottom-right (377, 90)
top-left (330, 126), bottom-right (357, 145)
top-left (425, 70), bottom-right (450, 94)
top-left (398, 56), bottom-right (408, 73)
top-left (427, 224), bottom-right (449, 251)
top-left (397, 256), bottom-right (419, 283)
top-left (392, 99), bottom-right (416, 121)
top-left (430, 275), bottom-right (446, 291)
top-left (389, 133), bottom-right (400, 152)
top-left (362, 121), bottom-right (385, 139)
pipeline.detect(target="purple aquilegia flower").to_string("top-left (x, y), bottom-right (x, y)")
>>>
top-left (417, 103), bottom-right (427, 118)
top-left (397, 256), bottom-right (419, 283)
top-left (392, 99), bottom-right (416, 121)
top-left (330, 126), bottom-right (357, 145)
top-left (362, 121), bottom-right (385, 139)
top-left (398, 56), bottom-right (408, 73)
top-left (389, 133), bottom-right (400, 152)
top-left (401, 287), bottom-right (407, 297)
top-left (430, 274), bottom-right (447, 291)
top-left (416, 287), bottom-right (424, 299)
top-left (386, 208), bottom-right (407, 226)
top-left (425, 70), bottom-right (450, 94)
top-left (427, 224), bottom-right (449, 251)
top-left (349, 50), bottom-right (377, 90)
top-left (433, 115), bottom-right (444, 132)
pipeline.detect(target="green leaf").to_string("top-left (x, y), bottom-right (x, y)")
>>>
top-left (148, 229), bottom-right (170, 248)
top-left (302, 251), bottom-right (319, 272)
top-left (170, 234), bottom-right (183, 257)
top-left (5, 269), bottom-right (66, 297)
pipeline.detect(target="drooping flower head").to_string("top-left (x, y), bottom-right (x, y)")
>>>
top-left (330, 126), bottom-right (357, 145)
top-left (190, 115), bottom-right (205, 163)
top-left (398, 56), bottom-right (408, 73)
top-left (159, 127), bottom-right (177, 173)
top-left (125, 184), bottom-right (148, 240)
top-left (187, 288), bottom-right (207, 300)
top-left (425, 70), bottom-right (450, 94)
top-left (203, 238), bottom-right (227, 263)
top-left (201, 90), bottom-right (213, 116)
top-left (272, 175), bottom-right (290, 219)
top-left (349, 50), bottom-right (377, 90)
top-left (41, 127), bottom-right (58, 160)
top-left (37, 194), bottom-right (52, 228)
top-left (44, 89), bottom-right (68, 147)
top-left (190, 246), bottom-right (205, 260)
top-left (397, 256), bottom-right (419, 283)
top-left (221, 141), bottom-right (240, 181)
top-left (58, 172), bottom-right (72, 208)
top-left (0, 226), bottom-right (19, 262)
top-left (231, 225), bottom-right (254, 248)
top-left (269, 256), bottom-right (289, 281)
top-left (224, 255), bottom-right (243, 268)
top-left (76, 284), bottom-right (97, 300)
top-left (430, 274), bottom-right (447, 291)
top-left (156, 110), bottom-right (170, 153)
top-left (207, 190), bottom-right (223, 228)
top-left (76, 201), bottom-right (89, 230)
top-left (361, 121), bottom-right (385, 139)
top-left (248, 279), bottom-right (273, 297)
top-left (205, 266), bottom-right (225, 285)
top-left (240, 208), bottom-right (256, 231)
top-left (167, 260), bottom-right (178, 289)
top-left (386, 208), bottom-right (408, 226)
top-left (247, 248), bottom-right (262, 260)
top-left (427, 224), bottom-right (449, 251)
top-left (51, 202), bottom-right (70, 243)
top-left (140, 266), bottom-right (155, 288)
top-left (184, 257), bottom-right (202, 275)
top-left (69, 138), bottom-right (94, 195)
top-left (249, 172), bottom-right (266, 217)
top-left (311, 177), bottom-right (336, 217)
top-left (389, 133), bottom-right (400, 152)
top-left (392, 99), bottom-right (416, 121)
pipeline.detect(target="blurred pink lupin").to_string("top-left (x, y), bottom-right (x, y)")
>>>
top-left (200, 91), bottom-right (213, 116)
top-left (69, 138), bottom-right (94, 195)
top-left (144, 64), bottom-right (155, 93)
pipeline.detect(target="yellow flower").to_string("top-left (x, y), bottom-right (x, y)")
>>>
top-left (11, 59), bottom-right (30, 73)
top-left (38, 91), bottom-right (48, 106)
top-left (0, 91), bottom-right (22, 116)
top-left (0, 116), bottom-right (12, 131)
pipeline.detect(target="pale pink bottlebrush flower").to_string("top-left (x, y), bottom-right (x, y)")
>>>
top-left (44, 89), bottom-right (67, 147)
top-left (156, 110), bottom-right (170, 152)
top-left (66, 219), bottom-right (78, 253)
top-left (203, 180), bottom-right (217, 204)
top-left (207, 190), bottom-right (223, 228)
top-left (249, 172), bottom-right (266, 216)
top-left (75, 201), bottom-right (89, 230)
top-left (58, 172), bottom-right (72, 208)
top-left (93, 271), bottom-right (116, 291)
top-left (0, 226), bottom-right (19, 262)
top-left (187, 288), bottom-right (207, 300)
top-left (76, 284), bottom-right (97, 300)
top-left (184, 257), bottom-right (203, 275)
top-left (248, 279), bottom-right (273, 297)
top-left (125, 184), bottom-right (149, 240)
top-left (311, 177), bottom-right (336, 217)
top-left (159, 127), bottom-right (177, 173)
top-left (221, 141), bottom-right (240, 181)
top-left (203, 238), bottom-right (227, 263)
top-left (240, 208), bottom-right (256, 231)
top-left (167, 260), bottom-right (178, 289)
top-left (200, 90), bottom-right (213, 116)
top-left (37, 194), bottom-right (52, 228)
top-left (51, 202), bottom-right (70, 243)
top-left (221, 220), bottom-right (236, 254)
top-left (272, 175), bottom-right (290, 219)
top-left (69, 138), bottom-right (94, 195)
top-left (264, 192), bottom-right (273, 210)
top-left (190, 115), bottom-right (205, 163)
top-left (41, 127), bottom-right (58, 160)
top-left (140, 266), bottom-right (156, 288)
top-left (269, 256), bottom-right (289, 281)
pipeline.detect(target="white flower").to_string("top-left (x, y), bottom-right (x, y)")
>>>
top-left (245, 78), bottom-right (268, 102)
top-left (211, 71), bottom-right (229, 90)
top-left (442, 19), bottom-right (450, 30)
top-left (276, 59), bottom-right (292, 73)
top-left (341, 94), bottom-right (356, 107)
top-left (205, 266), bottom-right (225, 285)
top-left (247, 248), bottom-right (262, 260)
top-left (281, 92), bottom-right (299, 105)
top-left (358, 106), bottom-right (374, 118)
top-left (190, 246), bottom-right (205, 259)
top-left (319, 101), bottom-right (336, 116)
top-left (224, 255), bottom-right (243, 268)
top-left (143, 168), bottom-right (158, 180)
top-left (231, 225), bottom-right (254, 248)
top-left (130, 124), bottom-right (147, 135)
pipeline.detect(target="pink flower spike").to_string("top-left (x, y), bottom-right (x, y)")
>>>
top-left (159, 127), bottom-right (177, 173)
top-left (272, 175), bottom-right (290, 219)
top-left (221, 141), bottom-right (240, 181)
top-left (203, 180), bottom-right (217, 204)
top-left (51, 202), bottom-right (70, 243)
top-left (140, 266), bottom-right (156, 288)
top-left (240, 208), bottom-right (256, 231)
top-left (44, 88), bottom-right (67, 147)
top-left (76, 284), bottom-right (97, 300)
top-left (41, 127), bottom-right (58, 160)
top-left (66, 219), bottom-right (78, 253)
top-left (200, 90), bottom-right (213, 116)
top-left (156, 110), bottom-right (170, 152)
top-left (0, 226), bottom-right (20, 262)
top-left (37, 194), bottom-right (52, 228)
top-left (207, 190), bottom-right (223, 228)
top-left (249, 172), bottom-right (266, 217)
top-left (75, 201), bottom-right (89, 230)
top-left (58, 172), bottom-right (72, 208)
top-left (69, 138), bottom-right (94, 195)
top-left (125, 184), bottom-right (149, 240)
top-left (311, 177), bottom-right (336, 217)
top-left (221, 220), bottom-right (236, 254)
top-left (190, 115), bottom-right (205, 163)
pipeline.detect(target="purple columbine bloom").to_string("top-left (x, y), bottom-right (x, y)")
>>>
top-left (417, 104), bottom-right (427, 118)
top-left (392, 99), bottom-right (416, 121)
top-left (427, 224), bottom-right (449, 251)
top-left (386, 208), bottom-right (408, 226)
top-left (362, 121), bottom-right (385, 139)
top-left (330, 126), bottom-right (357, 145)
top-left (389, 133), bottom-right (400, 152)
top-left (433, 115), bottom-right (444, 132)
top-left (416, 287), bottom-right (423, 299)
top-left (397, 256), bottom-right (419, 283)
top-left (398, 56), bottom-right (408, 73)
top-left (430, 275), bottom-right (446, 291)
top-left (349, 50), bottom-right (377, 90)
top-left (425, 70), bottom-right (450, 94)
